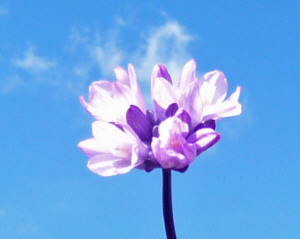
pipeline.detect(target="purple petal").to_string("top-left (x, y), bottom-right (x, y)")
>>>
top-left (146, 110), bottom-right (155, 126)
top-left (152, 64), bottom-right (173, 84)
top-left (152, 125), bottom-right (159, 137)
top-left (165, 103), bottom-right (179, 117)
top-left (126, 105), bottom-right (153, 142)
top-left (174, 108), bottom-right (191, 130)
top-left (187, 128), bottom-right (220, 155)
top-left (151, 116), bottom-right (196, 170)
top-left (193, 119), bottom-right (216, 133)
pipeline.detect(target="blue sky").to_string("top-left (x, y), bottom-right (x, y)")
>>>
top-left (1, 1), bottom-right (300, 238)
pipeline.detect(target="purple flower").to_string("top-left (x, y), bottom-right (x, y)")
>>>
top-left (78, 64), bottom-right (149, 176)
top-left (79, 64), bottom-right (146, 125)
top-left (78, 121), bottom-right (148, 176)
top-left (151, 59), bottom-right (241, 125)
top-left (78, 60), bottom-right (241, 176)
top-left (151, 109), bottom-right (220, 170)
top-left (199, 70), bottom-right (241, 121)
top-left (151, 60), bottom-right (202, 127)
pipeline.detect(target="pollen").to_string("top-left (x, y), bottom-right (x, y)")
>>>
top-left (168, 135), bottom-right (180, 148)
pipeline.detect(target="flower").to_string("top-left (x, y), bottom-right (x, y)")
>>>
top-left (78, 120), bottom-right (148, 176)
top-left (199, 70), bottom-right (241, 121)
top-left (151, 59), bottom-right (241, 125)
top-left (78, 65), bottom-right (149, 176)
top-left (78, 60), bottom-right (241, 176)
top-left (151, 108), bottom-right (220, 171)
top-left (79, 64), bottom-right (146, 125)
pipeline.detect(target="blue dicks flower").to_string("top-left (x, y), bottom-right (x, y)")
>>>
top-left (78, 60), bottom-right (241, 176)
top-left (78, 65), bottom-right (149, 176)
top-left (151, 108), bottom-right (220, 170)
top-left (79, 64), bottom-right (146, 125)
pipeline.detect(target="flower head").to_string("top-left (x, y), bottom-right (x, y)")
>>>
top-left (78, 60), bottom-right (241, 176)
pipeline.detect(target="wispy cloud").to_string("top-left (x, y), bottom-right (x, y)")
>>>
top-left (12, 47), bottom-right (56, 73)
top-left (73, 20), bottom-right (194, 81)
top-left (134, 20), bottom-right (193, 82)
top-left (2, 18), bottom-right (194, 96)
top-left (0, 6), bottom-right (9, 17)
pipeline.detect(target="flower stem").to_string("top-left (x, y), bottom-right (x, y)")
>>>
top-left (162, 169), bottom-right (177, 239)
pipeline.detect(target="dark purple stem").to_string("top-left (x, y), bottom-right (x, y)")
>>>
top-left (162, 169), bottom-right (177, 239)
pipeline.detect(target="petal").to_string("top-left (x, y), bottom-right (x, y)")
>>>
top-left (79, 81), bottom-right (120, 122)
top-left (165, 103), bottom-right (179, 118)
top-left (126, 105), bottom-right (153, 142)
top-left (151, 138), bottom-right (196, 169)
top-left (229, 86), bottom-right (241, 101)
top-left (187, 128), bottom-right (220, 155)
top-left (178, 81), bottom-right (203, 127)
top-left (199, 70), bottom-right (228, 105)
top-left (174, 108), bottom-right (191, 130)
top-left (177, 59), bottom-right (197, 91)
top-left (151, 138), bottom-right (186, 169)
top-left (88, 154), bottom-right (134, 177)
top-left (151, 64), bottom-right (173, 86)
top-left (128, 64), bottom-right (138, 93)
top-left (91, 121), bottom-right (135, 158)
top-left (78, 138), bottom-right (110, 157)
top-left (193, 119), bottom-right (216, 133)
top-left (128, 64), bottom-right (147, 113)
top-left (152, 76), bottom-right (180, 120)
top-left (202, 100), bottom-right (242, 121)
top-left (114, 66), bottom-right (130, 86)
top-left (158, 117), bottom-right (189, 143)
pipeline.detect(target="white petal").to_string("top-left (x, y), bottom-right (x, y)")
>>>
top-left (127, 64), bottom-right (147, 113)
top-left (114, 66), bottom-right (130, 86)
top-left (199, 70), bottom-right (228, 105)
top-left (88, 154), bottom-right (134, 177)
top-left (152, 77), bottom-right (180, 111)
top-left (177, 59), bottom-right (197, 91)
top-left (229, 86), bottom-right (241, 101)
top-left (178, 81), bottom-right (203, 127)
top-left (203, 100), bottom-right (242, 121)
top-left (78, 138), bottom-right (110, 157)
top-left (91, 121), bottom-right (135, 158)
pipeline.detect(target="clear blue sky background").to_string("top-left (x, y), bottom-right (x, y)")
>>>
top-left (1, 1), bottom-right (299, 238)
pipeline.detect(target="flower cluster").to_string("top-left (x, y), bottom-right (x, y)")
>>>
top-left (78, 60), bottom-right (241, 176)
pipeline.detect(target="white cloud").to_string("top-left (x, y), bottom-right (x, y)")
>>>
top-left (12, 47), bottom-right (56, 73)
top-left (82, 20), bottom-right (193, 82)
top-left (134, 21), bottom-right (193, 82)
top-left (114, 16), bottom-right (126, 26)
top-left (0, 6), bottom-right (9, 16)
top-left (91, 44), bottom-right (123, 77)
top-left (3, 19), bottom-right (194, 96)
